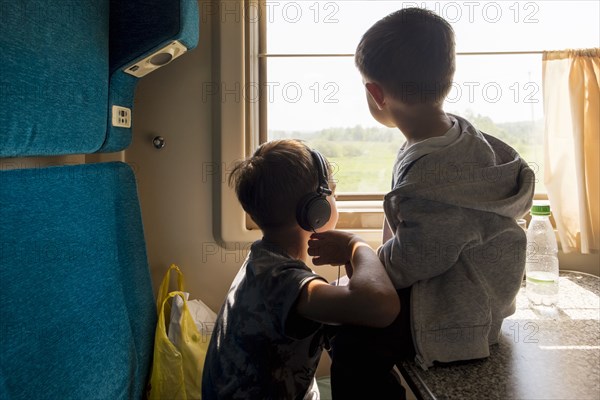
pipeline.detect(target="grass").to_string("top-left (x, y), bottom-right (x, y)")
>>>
top-left (306, 140), bottom-right (402, 193)
top-left (305, 140), bottom-right (544, 194)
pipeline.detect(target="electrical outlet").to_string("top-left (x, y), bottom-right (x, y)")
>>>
top-left (112, 105), bottom-right (131, 128)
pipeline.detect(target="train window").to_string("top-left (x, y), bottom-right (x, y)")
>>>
top-left (214, 1), bottom-right (599, 241)
top-left (258, 0), bottom-right (598, 197)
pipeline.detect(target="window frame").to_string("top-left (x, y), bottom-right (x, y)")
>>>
top-left (213, 0), bottom-right (261, 246)
top-left (214, 0), bottom-right (387, 246)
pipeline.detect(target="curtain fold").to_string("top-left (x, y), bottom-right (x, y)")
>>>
top-left (542, 48), bottom-right (600, 253)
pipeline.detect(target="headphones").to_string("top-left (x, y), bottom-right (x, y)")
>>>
top-left (296, 149), bottom-right (333, 232)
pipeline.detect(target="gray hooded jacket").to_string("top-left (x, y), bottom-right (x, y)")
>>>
top-left (378, 114), bottom-right (535, 369)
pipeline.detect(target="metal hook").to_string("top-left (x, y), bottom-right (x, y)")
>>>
top-left (153, 136), bottom-right (165, 149)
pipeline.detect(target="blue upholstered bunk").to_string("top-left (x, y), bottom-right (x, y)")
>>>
top-left (0, 1), bottom-right (199, 398)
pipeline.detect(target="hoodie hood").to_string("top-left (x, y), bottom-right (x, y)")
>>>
top-left (386, 114), bottom-right (535, 219)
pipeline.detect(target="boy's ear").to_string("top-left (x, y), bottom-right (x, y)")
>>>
top-left (365, 82), bottom-right (386, 110)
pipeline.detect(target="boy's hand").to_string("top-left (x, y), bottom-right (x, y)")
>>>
top-left (308, 230), bottom-right (365, 266)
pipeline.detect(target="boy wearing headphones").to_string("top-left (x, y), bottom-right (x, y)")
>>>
top-left (201, 139), bottom-right (400, 400)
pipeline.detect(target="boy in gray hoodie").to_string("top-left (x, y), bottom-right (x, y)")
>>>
top-left (311, 7), bottom-right (535, 399)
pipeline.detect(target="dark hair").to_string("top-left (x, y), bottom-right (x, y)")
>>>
top-left (228, 139), bottom-right (328, 229)
top-left (355, 7), bottom-right (455, 104)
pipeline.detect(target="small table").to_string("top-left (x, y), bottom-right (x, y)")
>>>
top-left (398, 271), bottom-right (600, 400)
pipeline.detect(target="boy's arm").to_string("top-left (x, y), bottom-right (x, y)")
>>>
top-left (378, 199), bottom-right (477, 288)
top-left (295, 231), bottom-right (400, 328)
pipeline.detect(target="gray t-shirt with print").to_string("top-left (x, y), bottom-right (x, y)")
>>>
top-left (202, 240), bottom-right (326, 400)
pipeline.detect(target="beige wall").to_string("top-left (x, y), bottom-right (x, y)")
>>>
top-left (125, 7), bottom-right (230, 313)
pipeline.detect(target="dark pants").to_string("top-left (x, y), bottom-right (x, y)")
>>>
top-left (329, 287), bottom-right (414, 400)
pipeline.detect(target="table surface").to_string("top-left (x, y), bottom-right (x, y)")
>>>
top-left (398, 271), bottom-right (600, 400)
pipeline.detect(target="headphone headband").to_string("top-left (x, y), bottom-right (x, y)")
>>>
top-left (310, 150), bottom-right (332, 196)
top-left (296, 149), bottom-right (332, 232)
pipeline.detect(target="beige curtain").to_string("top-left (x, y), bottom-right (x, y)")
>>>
top-left (543, 49), bottom-right (600, 253)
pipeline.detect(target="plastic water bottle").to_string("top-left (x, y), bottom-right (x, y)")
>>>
top-left (525, 204), bottom-right (559, 307)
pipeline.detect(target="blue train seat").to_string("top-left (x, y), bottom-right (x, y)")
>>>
top-left (0, 1), bottom-right (199, 398)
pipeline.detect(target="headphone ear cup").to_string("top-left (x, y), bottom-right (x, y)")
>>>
top-left (296, 194), bottom-right (331, 231)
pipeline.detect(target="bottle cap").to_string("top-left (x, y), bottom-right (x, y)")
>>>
top-left (530, 204), bottom-right (551, 216)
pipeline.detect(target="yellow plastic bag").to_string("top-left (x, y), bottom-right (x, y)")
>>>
top-left (148, 265), bottom-right (208, 400)
top-left (155, 264), bottom-right (185, 316)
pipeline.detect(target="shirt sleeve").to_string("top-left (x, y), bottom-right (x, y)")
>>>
top-left (258, 262), bottom-right (326, 339)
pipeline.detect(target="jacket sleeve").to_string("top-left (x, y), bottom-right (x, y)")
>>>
top-left (378, 198), bottom-right (479, 289)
